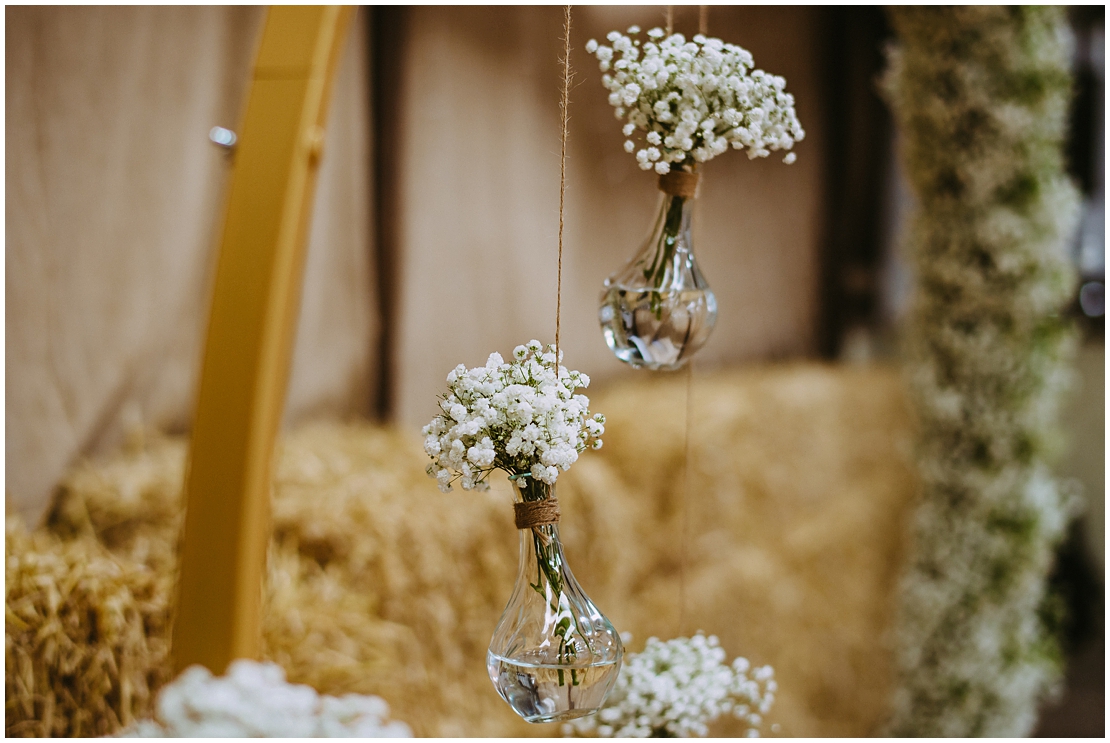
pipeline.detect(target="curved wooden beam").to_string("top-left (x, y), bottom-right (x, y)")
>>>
top-left (172, 5), bottom-right (354, 675)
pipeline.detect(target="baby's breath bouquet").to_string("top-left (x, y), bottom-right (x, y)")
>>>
top-left (422, 340), bottom-right (604, 499)
top-left (587, 27), bottom-right (805, 174)
top-left (563, 634), bottom-right (777, 738)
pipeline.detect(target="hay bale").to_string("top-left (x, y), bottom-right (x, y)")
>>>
top-left (6, 363), bottom-right (916, 737)
top-left (266, 423), bottom-right (536, 737)
top-left (5, 519), bottom-right (173, 737)
top-left (566, 363), bottom-right (917, 737)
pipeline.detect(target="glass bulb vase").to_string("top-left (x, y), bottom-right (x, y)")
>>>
top-left (600, 170), bottom-right (717, 370)
top-left (487, 478), bottom-right (623, 723)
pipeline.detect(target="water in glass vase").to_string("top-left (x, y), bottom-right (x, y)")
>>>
top-left (487, 651), bottom-right (621, 723)
top-left (600, 284), bottom-right (717, 370)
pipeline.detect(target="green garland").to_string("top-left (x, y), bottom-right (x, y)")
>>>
top-left (883, 7), bottom-right (1081, 736)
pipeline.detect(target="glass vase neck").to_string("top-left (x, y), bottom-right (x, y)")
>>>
top-left (640, 190), bottom-right (700, 293)
top-left (657, 169), bottom-right (700, 200)
top-left (656, 191), bottom-right (695, 260)
top-left (514, 476), bottom-right (554, 504)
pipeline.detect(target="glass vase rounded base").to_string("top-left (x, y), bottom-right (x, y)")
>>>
top-left (600, 282), bottom-right (717, 371)
top-left (487, 651), bottom-right (621, 723)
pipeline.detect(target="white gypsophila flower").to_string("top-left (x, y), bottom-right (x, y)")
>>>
top-left (563, 634), bottom-right (775, 738)
top-left (116, 660), bottom-right (412, 738)
top-left (586, 29), bottom-right (804, 171)
top-left (423, 342), bottom-right (604, 492)
top-left (882, 7), bottom-right (1081, 738)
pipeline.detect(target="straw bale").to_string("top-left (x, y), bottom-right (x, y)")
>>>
top-left (45, 432), bottom-right (184, 571)
top-left (6, 363), bottom-right (916, 737)
top-left (266, 423), bottom-right (538, 737)
top-left (5, 519), bottom-right (173, 737)
top-left (570, 363), bottom-right (917, 737)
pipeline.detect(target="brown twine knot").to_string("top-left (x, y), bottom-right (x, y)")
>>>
top-left (658, 170), bottom-right (700, 198)
top-left (514, 498), bottom-right (560, 529)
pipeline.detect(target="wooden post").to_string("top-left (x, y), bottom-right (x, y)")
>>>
top-left (172, 5), bottom-right (354, 675)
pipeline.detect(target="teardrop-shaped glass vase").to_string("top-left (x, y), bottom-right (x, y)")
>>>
top-left (599, 171), bottom-right (717, 370)
top-left (487, 479), bottom-right (623, 723)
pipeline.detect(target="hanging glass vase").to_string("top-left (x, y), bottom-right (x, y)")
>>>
top-left (487, 477), bottom-right (623, 723)
top-left (599, 170), bottom-right (717, 370)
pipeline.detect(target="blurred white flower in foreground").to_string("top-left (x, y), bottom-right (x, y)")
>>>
top-left (117, 659), bottom-right (412, 737)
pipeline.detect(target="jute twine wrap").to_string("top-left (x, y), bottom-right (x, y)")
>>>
top-left (514, 498), bottom-right (560, 529)
top-left (658, 171), bottom-right (700, 198)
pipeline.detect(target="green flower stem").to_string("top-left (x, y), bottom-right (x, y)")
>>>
top-left (644, 194), bottom-right (687, 318)
top-left (515, 474), bottom-right (582, 675)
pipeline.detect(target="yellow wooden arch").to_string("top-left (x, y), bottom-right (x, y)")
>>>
top-left (172, 5), bottom-right (355, 675)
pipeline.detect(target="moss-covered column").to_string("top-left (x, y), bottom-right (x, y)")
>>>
top-left (883, 7), bottom-right (1081, 737)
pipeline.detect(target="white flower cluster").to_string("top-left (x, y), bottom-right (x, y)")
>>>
top-left (423, 340), bottom-right (604, 492)
top-left (883, 7), bottom-right (1081, 737)
top-left (564, 634), bottom-right (776, 738)
top-left (586, 26), bottom-right (805, 172)
top-left (118, 660), bottom-right (412, 738)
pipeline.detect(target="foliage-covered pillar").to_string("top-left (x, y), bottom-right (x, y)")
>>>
top-left (883, 7), bottom-right (1080, 737)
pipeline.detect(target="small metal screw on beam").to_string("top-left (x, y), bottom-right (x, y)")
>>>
top-left (209, 126), bottom-right (238, 150)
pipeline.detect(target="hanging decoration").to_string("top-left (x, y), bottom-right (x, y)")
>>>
top-left (422, 8), bottom-right (622, 724)
top-left (422, 343), bottom-right (623, 722)
top-left (587, 26), bottom-right (805, 369)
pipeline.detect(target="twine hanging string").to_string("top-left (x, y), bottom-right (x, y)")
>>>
top-left (676, 361), bottom-right (695, 634)
top-left (665, 5), bottom-right (707, 38)
top-left (515, 498), bottom-right (562, 529)
top-left (555, 4), bottom-right (572, 365)
top-left (658, 170), bottom-right (700, 198)
top-left (677, 6), bottom-right (707, 637)
top-left (514, 5), bottom-right (575, 532)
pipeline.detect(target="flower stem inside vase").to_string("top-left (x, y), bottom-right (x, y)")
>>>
top-left (644, 192), bottom-right (689, 317)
